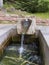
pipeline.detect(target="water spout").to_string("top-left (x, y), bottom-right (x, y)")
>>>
top-left (21, 18), bottom-right (32, 33)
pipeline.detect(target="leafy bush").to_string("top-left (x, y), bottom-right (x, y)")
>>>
top-left (4, 0), bottom-right (49, 13)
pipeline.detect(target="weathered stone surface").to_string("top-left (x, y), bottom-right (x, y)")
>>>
top-left (16, 17), bottom-right (36, 34)
top-left (0, 14), bottom-right (49, 25)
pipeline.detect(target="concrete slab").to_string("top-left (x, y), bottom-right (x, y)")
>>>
top-left (43, 35), bottom-right (49, 47)
top-left (0, 24), bottom-right (17, 45)
top-left (37, 26), bottom-right (49, 48)
top-left (0, 30), bottom-right (10, 45)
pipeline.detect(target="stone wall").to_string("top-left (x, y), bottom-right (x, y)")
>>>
top-left (0, 15), bottom-right (49, 25)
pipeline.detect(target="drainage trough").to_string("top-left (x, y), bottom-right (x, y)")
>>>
top-left (0, 29), bottom-right (49, 65)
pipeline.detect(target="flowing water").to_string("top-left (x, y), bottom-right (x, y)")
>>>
top-left (0, 35), bottom-right (43, 65)
top-left (19, 34), bottom-right (24, 58)
top-left (21, 34), bottom-right (24, 47)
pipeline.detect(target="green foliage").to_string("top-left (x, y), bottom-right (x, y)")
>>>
top-left (37, 1), bottom-right (49, 12)
top-left (4, 0), bottom-right (49, 13)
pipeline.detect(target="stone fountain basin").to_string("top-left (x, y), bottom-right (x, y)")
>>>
top-left (0, 29), bottom-right (49, 65)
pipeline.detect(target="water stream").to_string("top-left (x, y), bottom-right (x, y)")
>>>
top-left (19, 34), bottom-right (24, 58)
top-left (21, 34), bottom-right (24, 47)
